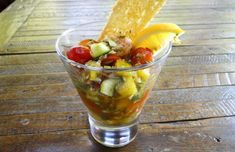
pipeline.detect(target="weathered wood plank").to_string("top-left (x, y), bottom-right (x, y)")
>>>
top-left (0, 53), bottom-right (60, 66)
top-left (0, 111), bottom-right (88, 136)
top-left (161, 63), bottom-right (235, 75)
top-left (0, 73), bottom-right (69, 87)
top-left (0, 95), bottom-right (235, 128)
top-left (171, 45), bottom-right (235, 57)
top-left (0, 96), bottom-right (85, 115)
top-left (1, 117), bottom-right (235, 152)
top-left (0, 63), bottom-right (65, 75)
top-left (0, 0), bottom-right (39, 52)
top-left (150, 85), bottom-right (235, 104)
top-left (157, 72), bottom-right (235, 89)
top-left (0, 83), bottom-right (77, 100)
top-left (166, 53), bottom-right (235, 66)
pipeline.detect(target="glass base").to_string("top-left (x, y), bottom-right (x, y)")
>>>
top-left (88, 115), bottom-right (138, 147)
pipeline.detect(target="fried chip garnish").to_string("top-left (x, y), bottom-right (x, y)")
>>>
top-left (99, 0), bottom-right (166, 41)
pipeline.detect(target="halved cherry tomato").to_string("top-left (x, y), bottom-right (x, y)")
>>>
top-left (130, 47), bottom-right (153, 65)
top-left (67, 46), bottom-right (92, 64)
top-left (79, 39), bottom-right (97, 47)
top-left (101, 54), bottom-right (121, 66)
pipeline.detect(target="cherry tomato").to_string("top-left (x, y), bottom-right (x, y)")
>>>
top-left (67, 46), bottom-right (92, 64)
top-left (130, 47), bottom-right (153, 65)
top-left (79, 39), bottom-right (97, 47)
top-left (101, 54), bottom-right (121, 66)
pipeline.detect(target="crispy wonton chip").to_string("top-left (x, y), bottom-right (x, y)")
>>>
top-left (99, 0), bottom-right (166, 40)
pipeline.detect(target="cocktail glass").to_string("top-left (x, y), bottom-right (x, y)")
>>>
top-left (55, 24), bottom-right (172, 147)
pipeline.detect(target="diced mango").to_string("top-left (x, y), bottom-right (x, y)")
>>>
top-left (89, 71), bottom-right (97, 81)
top-left (115, 59), bottom-right (132, 68)
top-left (85, 61), bottom-right (101, 81)
top-left (137, 69), bottom-right (150, 81)
top-left (116, 76), bottom-right (137, 97)
top-left (115, 59), bottom-right (136, 76)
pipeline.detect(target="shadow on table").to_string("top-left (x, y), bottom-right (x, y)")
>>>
top-left (0, 0), bottom-right (14, 12)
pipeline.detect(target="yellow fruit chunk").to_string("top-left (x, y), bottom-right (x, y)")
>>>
top-left (85, 61), bottom-right (101, 81)
top-left (133, 23), bottom-right (185, 51)
top-left (115, 59), bottom-right (136, 76)
top-left (137, 69), bottom-right (150, 81)
top-left (115, 59), bottom-right (132, 68)
top-left (116, 76), bottom-right (137, 97)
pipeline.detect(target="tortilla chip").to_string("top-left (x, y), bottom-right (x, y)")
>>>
top-left (99, 0), bottom-right (166, 40)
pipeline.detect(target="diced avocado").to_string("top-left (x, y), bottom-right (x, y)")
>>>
top-left (100, 78), bottom-right (120, 96)
top-left (90, 42), bottom-right (111, 58)
top-left (137, 69), bottom-right (150, 81)
top-left (115, 59), bottom-right (136, 76)
top-left (116, 76), bottom-right (137, 97)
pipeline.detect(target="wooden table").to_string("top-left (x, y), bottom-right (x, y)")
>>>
top-left (1, 0), bottom-right (235, 151)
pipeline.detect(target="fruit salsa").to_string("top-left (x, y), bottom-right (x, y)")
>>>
top-left (64, 23), bottom-right (184, 126)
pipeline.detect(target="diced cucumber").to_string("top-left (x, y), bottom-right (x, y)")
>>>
top-left (90, 42), bottom-right (111, 58)
top-left (100, 78), bottom-right (120, 97)
top-left (107, 39), bottom-right (117, 47)
top-left (116, 76), bottom-right (137, 97)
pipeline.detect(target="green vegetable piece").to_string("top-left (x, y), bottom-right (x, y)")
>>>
top-left (131, 82), bottom-right (145, 102)
top-left (107, 39), bottom-right (117, 47)
top-left (100, 78), bottom-right (120, 96)
top-left (90, 42), bottom-right (111, 58)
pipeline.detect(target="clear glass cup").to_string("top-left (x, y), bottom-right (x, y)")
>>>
top-left (55, 24), bottom-right (172, 147)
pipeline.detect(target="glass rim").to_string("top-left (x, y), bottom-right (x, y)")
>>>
top-left (55, 28), bottom-right (172, 72)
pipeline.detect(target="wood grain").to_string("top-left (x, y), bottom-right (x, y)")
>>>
top-left (0, 0), bottom-right (39, 51)
top-left (1, 97), bottom-right (235, 136)
top-left (1, 117), bottom-right (235, 152)
top-left (0, 0), bottom-right (235, 151)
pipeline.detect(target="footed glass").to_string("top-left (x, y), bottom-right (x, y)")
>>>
top-left (55, 25), bottom-right (172, 147)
